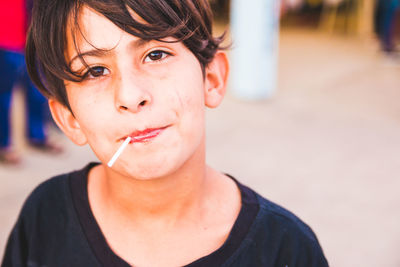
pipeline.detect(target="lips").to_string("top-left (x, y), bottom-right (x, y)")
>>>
top-left (121, 126), bottom-right (167, 143)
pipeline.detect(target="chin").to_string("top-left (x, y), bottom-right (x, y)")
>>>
top-left (118, 155), bottom-right (184, 181)
top-left (105, 135), bottom-right (203, 181)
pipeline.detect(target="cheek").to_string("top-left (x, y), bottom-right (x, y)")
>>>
top-left (165, 74), bottom-right (204, 123)
top-left (169, 77), bottom-right (205, 142)
top-left (69, 88), bottom-right (114, 145)
top-left (166, 63), bottom-right (205, 113)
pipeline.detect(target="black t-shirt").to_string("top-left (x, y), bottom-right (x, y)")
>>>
top-left (2, 163), bottom-right (329, 267)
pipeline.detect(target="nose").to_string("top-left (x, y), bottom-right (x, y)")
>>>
top-left (114, 71), bottom-right (152, 113)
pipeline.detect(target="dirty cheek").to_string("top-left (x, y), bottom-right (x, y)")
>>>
top-left (71, 88), bottom-right (110, 137)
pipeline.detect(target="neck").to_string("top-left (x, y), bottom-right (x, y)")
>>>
top-left (89, 141), bottom-right (209, 226)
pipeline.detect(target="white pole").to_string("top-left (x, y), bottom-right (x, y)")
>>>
top-left (230, 0), bottom-right (280, 100)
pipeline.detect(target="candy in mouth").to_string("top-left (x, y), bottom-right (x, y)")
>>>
top-left (107, 136), bottom-right (131, 167)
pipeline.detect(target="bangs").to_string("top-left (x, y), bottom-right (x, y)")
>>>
top-left (26, 0), bottom-right (224, 109)
top-left (68, 0), bottom-right (201, 80)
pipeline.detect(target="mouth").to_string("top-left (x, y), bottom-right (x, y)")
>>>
top-left (120, 126), bottom-right (168, 144)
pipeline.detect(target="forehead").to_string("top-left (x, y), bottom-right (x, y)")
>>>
top-left (66, 6), bottom-right (147, 58)
top-left (79, 7), bottom-right (120, 46)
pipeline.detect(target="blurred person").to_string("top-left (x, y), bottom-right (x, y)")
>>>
top-left (375, 0), bottom-right (400, 53)
top-left (0, 0), bottom-right (62, 164)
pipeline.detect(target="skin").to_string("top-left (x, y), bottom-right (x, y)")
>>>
top-left (49, 6), bottom-right (240, 266)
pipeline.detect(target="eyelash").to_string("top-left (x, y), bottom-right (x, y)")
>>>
top-left (81, 49), bottom-right (172, 80)
top-left (144, 49), bottom-right (172, 63)
top-left (83, 66), bottom-right (109, 79)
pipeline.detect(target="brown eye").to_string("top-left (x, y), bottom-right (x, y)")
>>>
top-left (144, 50), bottom-right (170, 63)
top-left (86, 66), bottom-right (109, 78)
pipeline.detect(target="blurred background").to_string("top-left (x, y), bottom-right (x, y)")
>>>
top-left (1, 0), bottom-right (400, 266)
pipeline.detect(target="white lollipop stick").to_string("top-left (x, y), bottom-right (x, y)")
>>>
top-left (107, 136), bottom-right (132, 167)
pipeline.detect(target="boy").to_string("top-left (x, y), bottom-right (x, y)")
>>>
top-left (2, 0), bottom-right (329, 266)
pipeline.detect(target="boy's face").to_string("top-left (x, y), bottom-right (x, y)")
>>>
top-left (51, 6), bottom-right (227, 179)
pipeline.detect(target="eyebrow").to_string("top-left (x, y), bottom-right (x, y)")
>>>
top-left (68, 38), bottom-right (152, 66)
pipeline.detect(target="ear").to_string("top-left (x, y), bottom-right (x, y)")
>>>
top-left (204, 50), bottom-right (229, 108)
top-left (48, 99), bottom-right (87, 146)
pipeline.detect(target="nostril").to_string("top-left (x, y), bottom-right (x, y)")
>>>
top-left (118, 100), bottom-right (147, 111)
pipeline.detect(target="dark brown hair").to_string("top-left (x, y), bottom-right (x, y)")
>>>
top-left (26, 0), bottom-right (225, 110)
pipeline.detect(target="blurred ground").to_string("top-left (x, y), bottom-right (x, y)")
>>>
top-left (1, 28), bottom-right (400, 267)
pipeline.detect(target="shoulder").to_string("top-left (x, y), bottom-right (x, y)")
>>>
top-left (232, 182), bottom-right (329, 266)
top-left (6, 167), bottom-right (87, 256)
top-left (2, 172), bottom-right (73, 265)
top-left (26, 173), bottom-right (69, 202)
top-left (17, 163), bottom-right (96, 228)
top-left (236, 181), bottom-right (320, 243)
top-left (256, 194), bottom-right (318, 242)
top-left (18, 172), bottom-right (72, 223)
top-left (3, 164), bottom-right (101, 267)
top-left (21, 163), bottom-right (94, 216)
